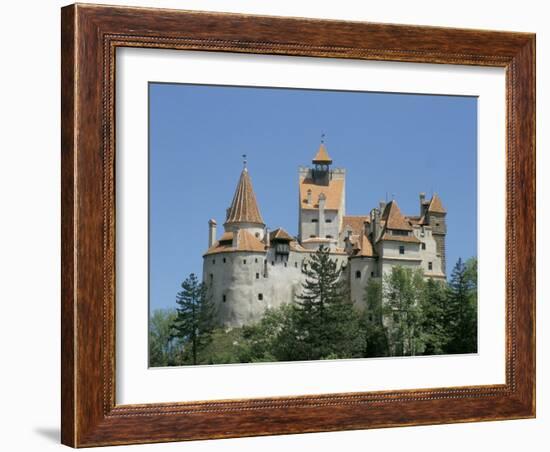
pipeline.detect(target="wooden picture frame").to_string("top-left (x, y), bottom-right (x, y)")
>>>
top-left (61, 3), bottom-right (535, 447)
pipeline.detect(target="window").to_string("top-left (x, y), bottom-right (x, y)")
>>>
top-left (355, 270), bottom-right (361, 279)
top-left (271, 261), bottom-right (274, 266)
top-left (295, 262), bottom-right (298, 268)
top-left (428, 262), bottom-right (433, 271)
top-left (255, 258), bottom-right (258, 263)
top-left (393, 230), bottom-right (409, 236)
top-left (435, 222), bottom-right (440, 227)
top-left (255, 232), bottom-right (260, 238)
top-left (310, 235), bottom-right (316, 238)
top-left (326, 235), bottom-right (333, 239)
top-left (399, 245), bottom-right (405, 255)
top-left (212, 259), bottom-right (216, 264)
top-left (222, 295), bottom-right (226, 302)
top-left (284, 262), bottom-right (287, 267)
top-left (223, 257), bottom-right (226, 263)
top-left (371, 271), bottom-right (374, 277)
top-left (311, 218), bottom-right (318, 223)
top-left (421, 243), bottom-right (426, 250)
top-left (209, 273), bottom-right (213, 282)
top-left (326, 218), bottom-right (332, 223)
top-left (243, 259), bottom-right (247, 265)
top-left (255, 273), bottom-right (260, 279)
top-left (258, 293), bottom-right (263, 301)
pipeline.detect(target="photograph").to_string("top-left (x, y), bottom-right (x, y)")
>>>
top-left (148, 83), bottom-right (478, 367)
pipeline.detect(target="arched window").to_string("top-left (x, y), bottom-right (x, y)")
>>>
top-left (258, 293), bottom-right (263, 301)
top-left (355, 270), bottom-right (361, 279)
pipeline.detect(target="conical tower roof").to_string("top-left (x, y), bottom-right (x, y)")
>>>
top-left (225, 168), bottom-right (264, 225)
top-left (428, 193), bottom-right (446, 213)
top-left (312, 143), bottom-right (333, 164)
top-left (381, 200), bottom-right (412, 231)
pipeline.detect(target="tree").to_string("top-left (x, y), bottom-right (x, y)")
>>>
top-left (292, 245), bottom-right (361, 360)
top-left (241, 303), bottom-right (296, 362)
top-left (382, 266), bottom-right (425, 356)
top-left (444, 258), bottom-right (477, 354)
top-left (420, 278), bottom-right (448, 355)
top-left (171, 273), bottom-right (216, 365)
top-left (149, 308), bottom-right (180, 367)
top-left (360, 278), bottom-right (389, 357)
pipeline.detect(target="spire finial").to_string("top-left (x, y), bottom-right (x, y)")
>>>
top-left (242, 154), bottom-right (247, 170)
top-left (321, 132), bottom-right (325, 144)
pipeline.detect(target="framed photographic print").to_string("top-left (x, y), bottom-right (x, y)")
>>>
top-left (61, 3), bottom-right (536, 447)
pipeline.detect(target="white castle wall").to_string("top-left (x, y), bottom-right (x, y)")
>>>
top-left (348, 257), bottom-right (378, 308)
top-left (204, 248), bottom-right (350, 327)
top-left (413, 226), bottom-right (445, 278)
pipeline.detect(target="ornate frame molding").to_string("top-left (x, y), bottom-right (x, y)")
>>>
top-left (61, 4), bottom-right (535, 447)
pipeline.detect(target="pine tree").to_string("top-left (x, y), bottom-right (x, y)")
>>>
top-left (444, 258), bottom-right (477, 354)
top-left (293, 245), bottom-right (360, 360)
top-left (420, 278), bottom-right (448, 355)
top-left (171, 273), bottom-right (216, 365)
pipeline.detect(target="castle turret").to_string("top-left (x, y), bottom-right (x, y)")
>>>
top-left (311, 143), bottom-right (332, 185)
top-left (424, 193), bottom-right (447, 272)
top-left (224, 164), bottom-right (265, 240)
top-left (298, 140), bottom-right (346, 248)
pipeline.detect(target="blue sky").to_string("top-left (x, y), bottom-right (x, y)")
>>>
top-left (149, 83), bottom-right (477, 312)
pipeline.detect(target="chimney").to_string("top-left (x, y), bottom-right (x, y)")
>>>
top-left (371, 208), bottom-right (381, 242)
top-left (306, 189), bottom-right (312, 205)
top-left (419, 192), bottom-right (426, 216)
top-left (318, 193), bottom-right (326, 237)
top-left (379, 200), bottom-right (386, 213)
top-left (208, 219), bottom-right (217, 248)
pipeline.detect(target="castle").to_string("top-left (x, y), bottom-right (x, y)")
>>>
top-left (203, 143), bottom-right (447, 327)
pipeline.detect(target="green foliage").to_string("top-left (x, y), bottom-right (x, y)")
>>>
top-left (359, 278), bottom-right (389, 357)
top-left (291, 245), bottom-right (362, 360)
top-left (149, 258), bottom-right (479, 366)
top-left (420, 278), bottom-right (448, 355)
top-left (382, 266), bottom-right (426, 356)
top-left (443, 258), bottom-right (478, 354)
top-left (199, 327), bottom-right (247, 364)
top-left (171, 273), bottom-right (216, 365)
top-left (149, 308), bottom-right (181, 367)
top-left (241, 304), bottom-right (296, 362)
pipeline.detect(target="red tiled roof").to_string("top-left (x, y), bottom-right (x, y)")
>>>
top-left (378, 232), bottom-right (421, 243)
top-left (428, 193), bottom-right (446, 214)
top-left (312, 143), bottom-right (332, 163)
top-left (299, 177), bottom-right (344, 210)
top-left (225, 168), bottom-right (264, 225)
top-left (381, 200), bottom-right (412, 231)
top-left (342, 215), bottom-right (370, 235)
top-left (270, 227), bottom-right (293, 241)
top-left (204, 229), bottom-right (266, 255)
